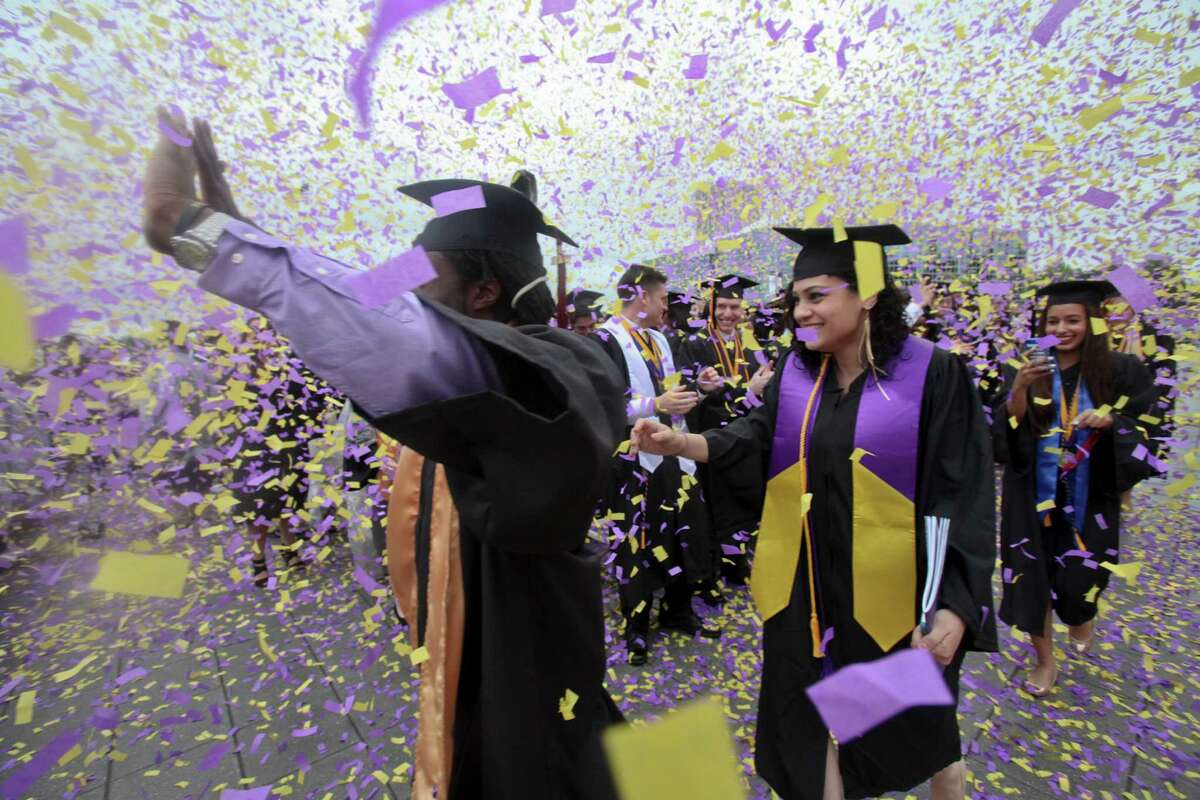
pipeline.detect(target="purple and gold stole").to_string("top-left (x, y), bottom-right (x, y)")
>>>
top-left (751, 336), bottom-right (934, 654)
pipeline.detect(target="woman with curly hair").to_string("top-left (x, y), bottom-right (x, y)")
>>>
top-left (630, 225), bottom-right (997, 800)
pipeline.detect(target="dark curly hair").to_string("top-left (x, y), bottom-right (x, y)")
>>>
top-left (442, 249), bottom-right (555, 326)
top-left (784, 282), bottom-right (912, 376)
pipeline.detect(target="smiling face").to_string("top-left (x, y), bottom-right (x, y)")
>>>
top-left (790, 275), bottom-right (867, 353)
top-left (1045, 303), bottom-right (1089, 352)
top-left (713, 297), bottom-right (745, 335)
top-left (630, 282), bottom-right (668, 328)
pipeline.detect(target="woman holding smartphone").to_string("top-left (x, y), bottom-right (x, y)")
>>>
top-left (995, 280), bottom-right (1159, 696)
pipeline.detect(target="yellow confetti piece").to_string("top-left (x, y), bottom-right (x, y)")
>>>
top-left (57, 743), bottom-right (83, 767)
top-left (410, 645), bottom-right (430, 665)
top-left (604, 696), bottom-right (744, 800)
top-left (1164, 475), bottom-right (1194, 497)
top-left (0, 273), bottom-right (35, 371)
top-left (1100, 561), bottom-right (1143, 582)
top-left (53, 653), bottom-right (98, 683)
top-left (559, 688), bottom-right (579, 721)
top-left (48, 11), bottom-right (93, 44)
top-left (852, 240), bottom-right (885, 299)
top-left (15, 690), bottom-right (35, 725)
top-left (1181, 65), bottom-right (1200, 88)
top-left (849, 447), bottom-right (873, 463)
top-left (136, 498), bottom-right (170, 517)
top-left (868, 200), bottom-right (898, 220)
top-left (1077, 98), bottom-right (1123, 130)
top-left (715, 237), bottom-right (743, 252)
top-left (803, 194), bottom-right (833, 228)
top-left (652, 545), bottom-right (669, 562)
top-left (1036, 499), bottom-right (1056, 512)
top-left (142, 438), bottom-right (173, 462)
top-left (90, 551), bottom-right (189, 598)
top-left (1089, 317), bottom-right (1109, 335)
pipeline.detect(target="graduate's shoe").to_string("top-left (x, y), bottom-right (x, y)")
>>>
top-left (251, 557), bottom-right (269, 588)
top-left (698, 579), bottom-right (726, 607)
top-left (1021, 663), bottom-right (1058, 698)
top-left (660, 611), bottom-right (722, 639)
top-left (625, 631), bottom-right (649, 666)
top-left (1067, 622), bottom-right (1095, 656)
top-left (282, 549), bottom-right (307, 573)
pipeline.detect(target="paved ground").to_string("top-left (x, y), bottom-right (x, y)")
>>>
top-left (1, 468), bottom-right (1196, 800)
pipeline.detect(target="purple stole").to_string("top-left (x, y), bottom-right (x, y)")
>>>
top-left (752, 336), bottom-right (935, 652)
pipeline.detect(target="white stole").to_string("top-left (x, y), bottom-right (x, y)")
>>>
top-left (602, 316), bottom-right (696, 475)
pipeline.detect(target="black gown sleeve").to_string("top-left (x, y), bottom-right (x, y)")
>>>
top-left (1108, 351), bottom-right (1163, 492)
top-left (918, 349), bottom-right (998, 652)
top-left (697, 363), bottom-right (782, 521)
top-left (366, 302), bottom-right (627, 555)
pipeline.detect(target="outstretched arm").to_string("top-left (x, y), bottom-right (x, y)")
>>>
top-left (141, 107), bottom-right (497, 419)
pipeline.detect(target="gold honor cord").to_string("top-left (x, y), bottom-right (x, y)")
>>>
top-left (751, 356), bottom-right (830, 657)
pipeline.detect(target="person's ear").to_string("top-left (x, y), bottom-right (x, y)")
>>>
top-left (468, 278), bottom-right (503, 316)
top-left (861, 292), bottom-right (879, 312)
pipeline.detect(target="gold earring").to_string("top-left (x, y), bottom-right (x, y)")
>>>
top-left (861, 314), bottom-right (876, 370)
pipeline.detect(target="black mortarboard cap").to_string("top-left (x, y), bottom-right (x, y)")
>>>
top-left (774, 224), bottom-right (911, 290)
top-left (567, 288), bottom-right (604, 317)
top-left (702, 273), bottom-right (759, 299)
top-left (398, 179), bottom-right (577, 271)
top-left (1036, 279), bottom-right (1119, 308)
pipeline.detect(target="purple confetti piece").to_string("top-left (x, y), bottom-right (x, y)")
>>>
top-left (0, 676), bottom-right (24, 702)
top-left (587, 52), bottom-right (616, 64)
top-left (158, 115), bottom-right (192, 147)
top-left (33, 303), bottom-right (82, 339)
top-left (442, 66), bottom-right (510, 113)
top-left (918, 176), bottom-right (954, 201)
top-left (540, 0), bottom-right (576, 14)
top-left (1034, 334), bottom-right (1061, 348)
top-left (1142, 192), bottom-right (1173, 220)
top-left (1094, 513), bottom-right (1109, 530)
top-left (1079, 187), bottom-right (1118, 209)
top-left (765, 19), bottom-right (791, 41)
top-left (977, 281), bottom-right (1012, 296)
top-left (1106, 263), bottom-right (1158, 312)
top-left (115, 666), bottom-right (148, 686)
top-left (866, 6), bottom-right (888, 33)
top-left (806, 649), bottom-right (953, 742)
top-left (0, 216), bottom-right (29, 275)
top-left (684, 54), bottom-right (708, 79)
top-left (1130, 443), bottom-right (1149, 461)
top-left (292, 726), bottom-right (318, 737)
top-left (803, 23), bottom-right (823, 51)
top-left (350, 246), bottom-right (437, 309)
top-left (430, 185), bottom-right (486, 217)
top-left (353, 565), bottom-right (385, 595)
top-left (199, 742), bottom-right (232, 771)
top-left (794, 327), bottom-right (819, 342)
top-left (1030, 0), bottom-right (1083, 47)
top-left (219, 788), bottom-right (273, 800)
top-left (348, 0), bottom-right (450, 126)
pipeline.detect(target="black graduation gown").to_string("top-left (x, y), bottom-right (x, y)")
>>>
top-left (592, 329), bottom-right (715, 613)
top-left (365, 302), bottom-right (627, 800)
top-left (995, 352), bottom-right (1158, 633)
top-left (675, 331), bottom-right (771, 577)
top-left (704, 346), bottom-right (998, 800)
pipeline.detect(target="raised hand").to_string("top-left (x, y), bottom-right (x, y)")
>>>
top-left (192, 119), bottom-right (254, 225)
top-left (697, 366), bottom-right (723, 393)
top-left (143, 106), bottom-right (199, 253)
top-left (748, 364), bottom-right (774, 396)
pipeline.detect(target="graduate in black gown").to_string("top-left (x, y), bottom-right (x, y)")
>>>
top-left (593, 264), bottom-right (720, 666)
top-left (663, 289), bottom-right (698, 360)
top-left (566, 288), bottom-right (606, 336)
top-left (630, 225), bottom-right (997, 800)
top-left (995, 280), bottom-right (1160, 698)
top-left (676, 274), bottom-right (776, 586)
top-left (144, 112), bottom-right (626, 800)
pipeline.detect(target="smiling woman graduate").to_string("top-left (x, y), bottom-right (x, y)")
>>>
top-left (630, 224), bottom-right (997, 800)
top-left (994, 279), bottom-right (1160, 698)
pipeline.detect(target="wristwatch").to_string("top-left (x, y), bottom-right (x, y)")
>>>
top-left (170, 206), bottom-right (232, 272)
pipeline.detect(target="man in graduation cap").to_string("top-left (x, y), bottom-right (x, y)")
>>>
top-left (676, 274), bottom-right (778, 587)
top-left (662, 289), bottom-right (698, 358)
top-left (143, 108), bottom-right (625, 800)
top-left (592, 263), bottom-right (721, 665)
top-left (566, 288), bottom-right (606, 335)
top-left (631, 224), bottom-right (997, 800)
